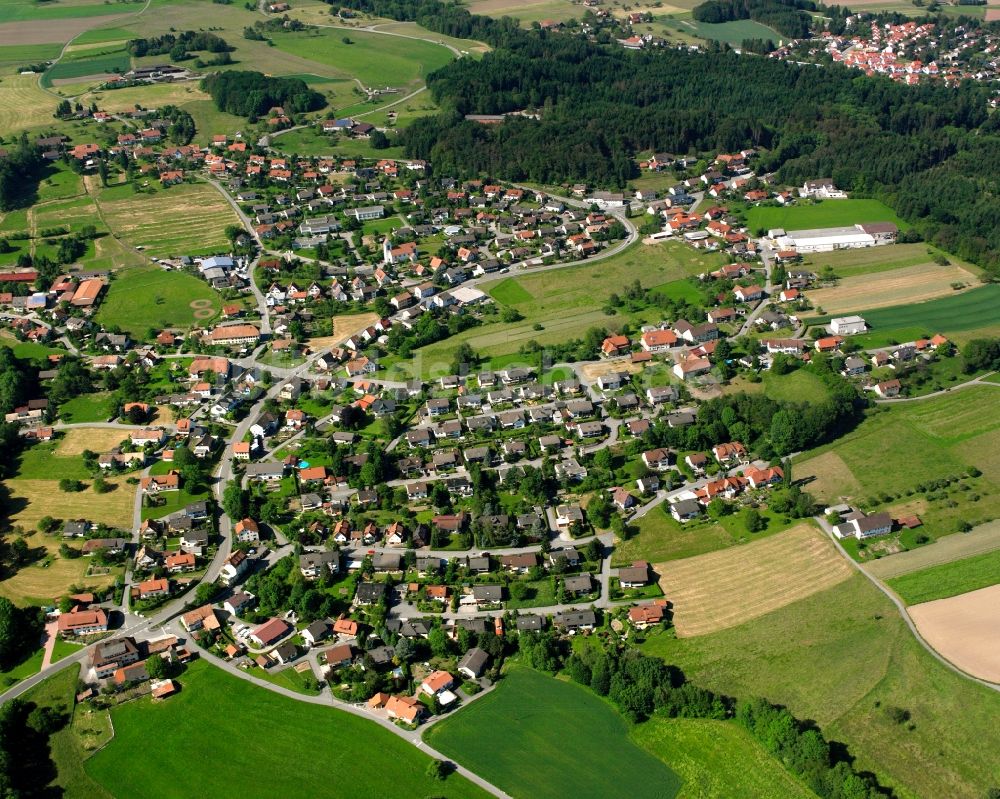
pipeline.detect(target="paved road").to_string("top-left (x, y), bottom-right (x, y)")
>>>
top-left (873, 372), bottom-right (998, 403)
top-left (814, 515), bottom-right (1000, 693)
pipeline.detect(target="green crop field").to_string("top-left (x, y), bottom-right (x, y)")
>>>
top-left (886, 548), bottom-right (1000, 605)
top-left (79, 660), bottom-right (490, 798)
top-left (860, 284), bottom-right (1000, 337)
top-left (745, 199), bottom-right (905, 233)
top-left (425, 667), bottom-right (682, 799)
top-left (42, 51), bottom-right (131, 84)
top-left (641, 574), bottom-right (1000, 799)
top-left (95, 265), bottom-right (221, 337)
top-left (270, 28), bottom-right (454, 88)
top-left (487, 278), bottom-right (532, 304)
top-left (71, 25), bottom-right (138, 44)
top-left (0, 0), bottom-right (135, 22)
top-left (631, 717), bottom-right (816, 799)
top-left (0, 43), bottom-right (64, 64)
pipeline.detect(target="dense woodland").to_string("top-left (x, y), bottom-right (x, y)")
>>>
top-left (334, 0), bottom-right (1000, 272)
top-left (127, 31), bottom-right (233, 58)
top-left (0, 136), bottom-right (44, 213)
top-left (201, 71), bottom-right (326, 119)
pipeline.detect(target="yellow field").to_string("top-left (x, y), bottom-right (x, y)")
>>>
top-left (656, 523), bottom-right (853, 636)
top-left (97, 181), bottom-right (239, 257)
top-left (0, 74), bottom-right (59, 137)
top-left (807, 262), bottom-right (979, 315)
top-left (794, 450), bottom-right (862, 502)
top-left (77, 81), bottom-right (214, 112)
top-left (55, 427), bottom-right (130, 456)
top-left (7, 476), bottom-right (136, 530)
top-left (309, 312), bottom-right (380, 351)
top-left (910, 585), bottom-right (1000, 683)
top-left (0, 532), bottom-right (120, 605)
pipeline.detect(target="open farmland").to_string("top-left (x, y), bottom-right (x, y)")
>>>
top-left (796, 387), bottom-right (1000, 542)
top-left (800, 242), bottom-right (968, 277)
top-left (867, 519), bottom-right (1000, 579)
top-left (886, 548), bottom-right (1000, 604)
top-left (807, 261), bottom-right (979, 315)
top-left (655, 523), bottom-right (852, 636)
top-left (746, 199), bottom-right (905, 232)
top-left (467, 0), bottom-right (579, 24)
top-left (42, 50), bottom-right (131, 85)
top-left (85, 660), bottom-right (491, 799)
top-left (96, 181), bottom-right (238, 257)
top-left (425, 666), bottom-right (682, 799)
top-left (642, 574), bottom-right (1000, 799)
top-left (6, 476), bottom-right (136, 530)
top-left (0, 74), bottom-right (61, 136)
top-left (270, 28), bottom-right (453, 88)
top-left (663, 18), bottom-right (782, 45)
top-left (909, 585), bottom-right (1000, 682)
top-left (95, 265), bottom-right (221, 336)
top-left (55, 428), bottom-right (130, 457)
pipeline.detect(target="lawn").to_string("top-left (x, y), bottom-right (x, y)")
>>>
top-left (85, 659), bottom-right (490, 799)
top-left (0, 332), bottom-right (66, 363)
top-left (252, 663), bottom-right (322, 695)
top-left (95, 265), bottom-right (221, 337)
top-left (140, 487), bottom-right (207, 521)
top-left (16, 441), bottom-right (90, 480)
top-left (641, 574), bottom-right (1000, 799)
top-left (95, 180), bottom-right (239, 258)
top-left (886, 548), bottom-right (1000, 605)
top-left (730, 368), bottom-right (832, 404)
top-left (745, 199), bottom-right (905, 233)
top-left (58, 391), bottom-right (117, 423)
top-left (424, 666), bottom-right (682, 799)
top-left (631, 717), bottom-right (816, 799)
top-left (270, 28), bottom-right (454, 88)
top-left (0, 647), bottom-right (43, 690)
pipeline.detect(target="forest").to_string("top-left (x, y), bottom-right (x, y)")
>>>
top-left (333, 0), bottom-right (1000, 272)
top-left (0, 136), bottom-right (45, 213)
top-left (201, 71), bottom-right (326, 119)
top-left (127, 31), bottom-right (233, 57)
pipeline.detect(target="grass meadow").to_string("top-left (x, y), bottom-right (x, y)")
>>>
top-left (95, 181), bottom-right (238, 257)
top-left (642, 574), bottom-right (1000, 799)
top-left (745, 198), bottom-right (905, 233)
top-left (85, 660), bottom-right (491, 799)
top-left (95, 265), bottom-right (221, 337)
top-left (886, 548), bottom-right (1000, 605)
top-left (425, 666), bottom-right (682, 799)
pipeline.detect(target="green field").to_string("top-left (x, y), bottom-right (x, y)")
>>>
top-left (663, 18), bottom-right (783, 45)
top-left (425, 667), bottom-right (682, 799)
top-left (795, 386), bottom-right (1000, 540)
top-left (78, 660), bottom-right (485, 798)
top-left (886, 548), bottom-right (1000, 605)
top-left (71, 25), bottom-right (138, 45)
top-left (641, 574), bottom-right (1000, 799)
top-left (270, 28), bottom-right (453, 87)
top-left (413, 240), bottom-right (721, 375)
top-left (0, 333), bottom-right (66, 363)
top-left (727, 368), bottom-right (833, 405)
top-left (0, 43), bottom-right (64, 64)
top-left (43, 51), bottom-right (131, 84)
top-left (58, 391), bottom-right (117, 423)
top-left (0, 0), bottom-right (135, 21)
top-left (270, 124), bottom-right (406, 159)
top-left (95, 265), bottom-right (221, 336)
top-left (632, 717), bottom-right (816, 799)
top-left (850, 284), bottom-right (1000, 345)
top-left (745, 199), bottom-right (905, 234)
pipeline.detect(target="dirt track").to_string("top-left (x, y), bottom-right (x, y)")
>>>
top-left (910, 584), bottom-right (1000, 682)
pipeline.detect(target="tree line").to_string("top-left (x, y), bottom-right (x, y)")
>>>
top-left (127, 31), bottom-right (233, 58)
top-left (0, 135), bottom-right (45, 213)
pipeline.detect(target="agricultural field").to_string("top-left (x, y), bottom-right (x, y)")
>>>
top-left (424, 666), bottom-right (682, 799)
top-left (654, 523), bottom-right (852, 636)
top-left (85, 659), bottom-right (491, 799)
top-left (794, 386), bottom-right (1000, 541)
top-left (631, 717), bottom-right (816, 799)
top-left (42, 50), bottom-right (130, 85)
top-left (270, 124), bottom-right (406, 159)
top-left (642, 573), bottom-right (1000, 799)
top-left (745, 199), bottom-right (905, 233)
top-left (0, 43), bottom-right (63, 65)
top-left (886, 547), bottom-right (1000, 605)
top-left (5, 474), bottom-right (136, 529)
top-left (908, 585), bottom-right (1000, 683)
top-left (866, 518), bottom-right (1000, 580)
top-left (270, 28), bottom-right (454, 88)
top-left (467, 0), bottom-right (579, 24)
top-left (95, 181), bottom-right (238, 258)
top-left (0, 73), bottom-right (61, 136)
top-left (806, 261), bottom-right (980, 316)
top-left (95, 264), bottom-right (221, 337)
